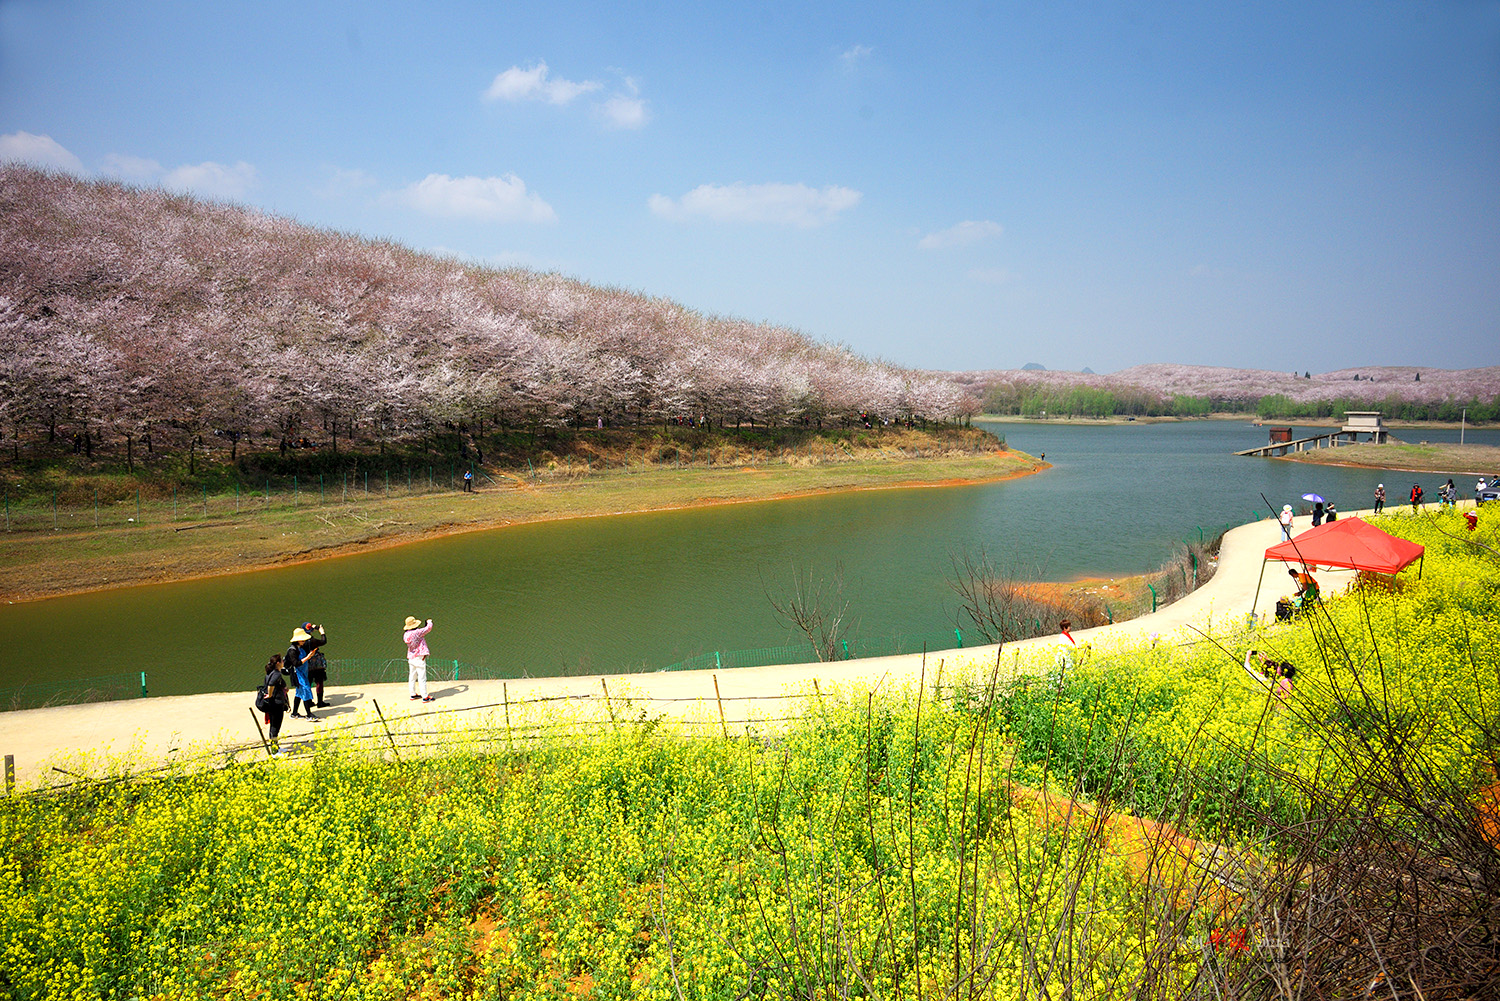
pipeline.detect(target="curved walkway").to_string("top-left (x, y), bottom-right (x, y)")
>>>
top-left (0, 509), bottom-right (1375, 790)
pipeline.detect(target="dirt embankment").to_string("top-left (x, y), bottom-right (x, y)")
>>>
top-left (0, 441), bottom-right (1046, 604)
top-left (1276, 442), bottom-right (1500, 475)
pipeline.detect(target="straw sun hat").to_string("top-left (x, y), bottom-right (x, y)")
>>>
top-left (289, 627), bottom-right (312, 643)
top-left (403, 615), bottom-right (422, 631)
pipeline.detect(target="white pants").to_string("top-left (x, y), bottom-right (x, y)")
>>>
top-left (408, 658), bottom-right (427, 698)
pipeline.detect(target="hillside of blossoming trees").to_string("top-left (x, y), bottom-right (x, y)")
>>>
top-left (954, 363), bottom-right (1500, 420)
top-left (0, 166), bottom-right (979, 466)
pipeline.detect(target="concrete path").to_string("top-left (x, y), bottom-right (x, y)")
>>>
top-left (0, 508), bottom-right (1378, 791)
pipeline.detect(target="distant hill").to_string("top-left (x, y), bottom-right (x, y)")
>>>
top-left (1021, 362), bottom-right (1046, 371)
top-left (0, 167), bottom-right (976, 460)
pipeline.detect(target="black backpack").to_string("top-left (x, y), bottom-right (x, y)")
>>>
top-left (254, 669), bottom-right (286, 713)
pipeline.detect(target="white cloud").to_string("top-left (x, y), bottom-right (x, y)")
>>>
top-left (599, 76), bottom-right (649, 130)
top-left (919, 219), bottom-right (1003, 250)
top-left (840, 44), bottom-right (874, 68)
top-left (483, 61), bottom-right (601, 104)
top-left (98, 153), bottom-right (164, 183)
top-left (648, 182), bottom-right (862, 227)
top-left (396, 173), bottom-right (557, 224)
top-left (162, 161), bottom-right (257, 199)
top-left (0, 131), bottom-right (85, 174)
top-left (967, 267), bottom-right (1016, 285)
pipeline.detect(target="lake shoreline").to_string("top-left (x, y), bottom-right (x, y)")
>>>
top-left (0, 454), bottom-right (1048, 605)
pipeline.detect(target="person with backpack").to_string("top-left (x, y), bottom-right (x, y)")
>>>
top-left (299, 622), bottom-right (330, 707)
top-left (255, 654), bottom-right (290, 754)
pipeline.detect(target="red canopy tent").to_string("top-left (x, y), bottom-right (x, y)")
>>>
top-left (1253, 516), bottom-right (1425, 613)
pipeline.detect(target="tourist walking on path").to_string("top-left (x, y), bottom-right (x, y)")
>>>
top-left (1278, 504), bottom-right (1294, 541)
top-left (1325, 502), bottom-right (1337, 522)
top-left (1373, 483), bottom-right (1385, 514)
top-left (256, 654), bottom-right (290, 752)
top-left (1409, 483), bottom-right (1424, 512)
top-left (1311, 501), bottom-right (1324, 527)
top-left (404, 616), bottom-right (434, 702)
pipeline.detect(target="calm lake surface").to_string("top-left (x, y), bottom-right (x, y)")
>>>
top-left (4, 420), bottom-right (1496, 696)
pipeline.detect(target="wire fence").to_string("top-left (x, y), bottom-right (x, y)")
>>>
top-left (0, 671), bottom-right (148, 713)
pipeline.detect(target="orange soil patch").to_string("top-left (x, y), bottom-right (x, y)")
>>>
top-left (1010, 784), bottom-right (1237, 913)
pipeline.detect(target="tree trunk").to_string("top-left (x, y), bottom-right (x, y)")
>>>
top-left (126, 433), bottom-right (134, 472)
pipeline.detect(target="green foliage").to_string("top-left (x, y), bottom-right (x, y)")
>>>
top-left (3, 510), bottom-right (1496, 996)
top-left (997, 507), bottom-right (1500, 837)
top-left (0, 702), bottom-right (1165, 999)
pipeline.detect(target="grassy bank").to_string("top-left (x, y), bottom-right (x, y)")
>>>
top-left (0, 428), bottom-right (1040, 603)
top-left (1272, 441), bottom-right (1500, 475)
top-left (2, 509), bottom-right (1495, 997)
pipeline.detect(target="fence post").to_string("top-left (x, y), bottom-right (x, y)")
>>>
top-left (4, 755), bottom-right (13, 795)
top-left (954, 627), bottom-right (963, 648)
top-left (94, 489), bottom-right (99, 527)
top-left (713, 674), bottom-right (729, 739)
top-left (841, 639), bottom-right (850, 660)
top-left (140, 672), bottom-right (147, 697)
top-left (5, 490), bottom-right (9, 532)
top-left (714, 651), bottom-right (722, 670)
top-left (249, 708), bottom-right (272, 757)
top-left (371, 699), bottom-right (402, 761)
top-left (1147, 583), bottom-right (1158, 612)
top-left (600, 678), bottom-right (617, 730)
top-left (503, 682), bottom-right (513, 751)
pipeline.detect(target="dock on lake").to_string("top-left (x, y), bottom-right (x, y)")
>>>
top-left (1237, 411), bottom-right (1390, 457)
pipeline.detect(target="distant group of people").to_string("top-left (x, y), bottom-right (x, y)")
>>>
top-left (254, 615), bottom-right (438, 754)
top-left (1398, 478), bottom-right (1486, 512)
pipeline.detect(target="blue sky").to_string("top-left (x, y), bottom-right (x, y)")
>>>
top-left (2, 0), bottom-right (1497, 374)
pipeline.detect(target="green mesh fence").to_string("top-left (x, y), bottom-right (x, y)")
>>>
top-left (4, 628), bottom-right (977, 713)
top-left (0, 672), bottom-right (147, 712)
top-left (321, 658), bottom-right (531, 686)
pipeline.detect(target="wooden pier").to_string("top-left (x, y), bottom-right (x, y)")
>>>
top-left (1237, 411), bottom-right (1391, 458)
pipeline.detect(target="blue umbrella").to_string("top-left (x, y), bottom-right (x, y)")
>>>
top-left (1302, 493), bottom-right (1325, 504)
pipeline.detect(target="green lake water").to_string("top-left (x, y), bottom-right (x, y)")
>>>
top-left (3, 420), bottom-right (1495, 696)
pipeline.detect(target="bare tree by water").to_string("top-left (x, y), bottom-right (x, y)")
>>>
top-left (766, 562), bottom-right (853, 662)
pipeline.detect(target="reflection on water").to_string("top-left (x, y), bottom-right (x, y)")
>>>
top-left (6, 420), bottom-right (1496, 695)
